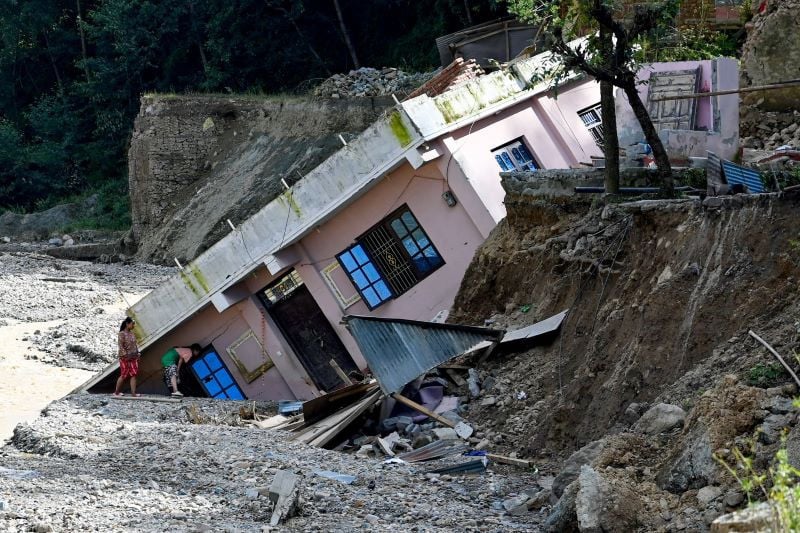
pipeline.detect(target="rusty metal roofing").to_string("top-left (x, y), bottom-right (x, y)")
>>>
top-left (342, 315), bottom-right (504, 394)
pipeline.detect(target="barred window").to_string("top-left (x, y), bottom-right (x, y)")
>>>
top-left (492, 139), bottom-right (538, 172)
top-left (579, 103), bottom-right (604, 149)
top-left (337, 207), bottom-right (444, 310)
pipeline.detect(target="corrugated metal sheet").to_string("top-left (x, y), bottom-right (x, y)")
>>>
top-left (501, 309), bottom-right (568, 346)
top-left (722, 160), bottom-right (765, 194)
top-left (343, 316), bottom-right (504, 394)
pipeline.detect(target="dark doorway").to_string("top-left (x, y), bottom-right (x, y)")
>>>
top-left (260, 270), bottom-right (358, 392)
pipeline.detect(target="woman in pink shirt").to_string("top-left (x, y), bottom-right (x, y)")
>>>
top-left (115, 317), bottom-right (141, 396)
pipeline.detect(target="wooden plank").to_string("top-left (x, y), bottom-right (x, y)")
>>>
top-left (391, 393), bottom-right (456, 428)
top-left (301, 382), bottom-right (376, 425)
top-left (330, 359), bottom-right (354, 386)
top-left (437, 364), bottom-right (472, 370)
top-left (487, 454), bottom-right (533, 468)
top-left (309, 390), bottom-right (382, 448)
top-left (293, 390), bottom-right (377, 444)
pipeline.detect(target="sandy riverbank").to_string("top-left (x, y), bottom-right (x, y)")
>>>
top-left (0, 252), bottom-right (173, 441)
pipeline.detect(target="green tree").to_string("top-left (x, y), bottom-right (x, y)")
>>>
top-left (505, 0), bottom-right (679, 194)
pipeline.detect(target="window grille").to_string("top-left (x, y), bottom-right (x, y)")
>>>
top-left (337, 207), bottom-right (444, 310)
top-left (492, 139), bottom-right (538, 171)
top-left (579, 103), bottom-right (605, 149)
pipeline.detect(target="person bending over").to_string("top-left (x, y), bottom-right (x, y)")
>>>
top-left (162, 344), bottom-right (201, 397)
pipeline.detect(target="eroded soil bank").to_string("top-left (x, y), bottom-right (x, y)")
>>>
top-left (449, 191), bottom-right (800, 531)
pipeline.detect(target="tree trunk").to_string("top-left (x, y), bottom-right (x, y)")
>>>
top-left (42, 31), bottom-right (63, 93)
top-left (598, 24), bottom-right (619, 194)
top-left (622, 83), bottom-right (673, 193)
top-left (76, 0), bottom-right (91, 82)
top-left (284, 11), bottom-right (331, 75)
top-left (601, 81), bottom-right (619, 194)
top-left (332, 0), bottom-right (360, 69)
top-left (463, 0), bottom-right (474, 25)
top-left (187, 2), bottom-right (209, 78)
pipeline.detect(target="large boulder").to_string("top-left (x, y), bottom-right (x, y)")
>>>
top-left (552, 439), bottom-right (606, 498)
top-left (575, 465), bottom-right (643, 533)
top-left (634, 403), bottom-right (686, 435)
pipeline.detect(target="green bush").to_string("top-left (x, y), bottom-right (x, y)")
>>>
top-left (747, 363), bottom-right (788, 388)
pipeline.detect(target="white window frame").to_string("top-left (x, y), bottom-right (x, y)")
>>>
top-left (491, 138), bottom-right (539, 172)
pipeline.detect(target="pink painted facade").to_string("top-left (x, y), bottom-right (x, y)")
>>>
top-left (93, 74), bottom-right (604, 401)
top-left (616, 58), bottom-right (740, 162)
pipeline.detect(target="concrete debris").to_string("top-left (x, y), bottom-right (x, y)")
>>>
top-left (268, 470), bottom-right (301, 526)
top-left (313, 67), bottom-right (433, 99)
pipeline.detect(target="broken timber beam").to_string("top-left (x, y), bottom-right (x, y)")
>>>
top-left (487, 454), bottom-right (533, 468)
top-left (749, 330), bottom-right (800, 388)
top-left (329, 359), bottom-right (354, 386)
top-left (391, 393), bottom-right (456, 428)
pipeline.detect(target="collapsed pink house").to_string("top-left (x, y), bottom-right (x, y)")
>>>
top-left (82, 52), bottom-right (739, 400)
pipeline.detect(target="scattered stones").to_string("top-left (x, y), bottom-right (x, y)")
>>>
top-left (313, 67), bottom-right (432, 99)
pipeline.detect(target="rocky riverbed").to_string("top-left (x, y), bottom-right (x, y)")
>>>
top-left (0, 252), bottom-right (172, 371)
top-left (0, 394), bottom-right (545, 532)
top-left (0, 252), bottom-right (172, 440)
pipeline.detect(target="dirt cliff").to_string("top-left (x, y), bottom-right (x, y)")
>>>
top-left (449, 178), bottom-right (800, 530)
top-left (128, 95), bottom-right (394, 264)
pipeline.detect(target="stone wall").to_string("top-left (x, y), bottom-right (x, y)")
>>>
top-left (128, 95), bottom-right (393, 264)
top-left (738, 0), bottom-right (800, 149)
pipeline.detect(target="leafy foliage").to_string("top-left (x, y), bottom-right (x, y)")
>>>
top-left (0, 0), bottom-right (503, 215)
top-left (747, 363), bottom-right (789, 388)
top-left (716, 434), bottom-right (800, 531)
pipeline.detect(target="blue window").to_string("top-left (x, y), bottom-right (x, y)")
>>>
top-left (191, 350), bottom-right (245, 400)
top-left (337, 244), bottom-right (393, 309)
top-left (337, 206), bottom-right (444, 310)
top-left (492, 139), bottom-right (539, 171)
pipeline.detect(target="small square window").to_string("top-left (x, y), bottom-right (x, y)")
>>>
top-left (492, 139), bottom-right (539, 172)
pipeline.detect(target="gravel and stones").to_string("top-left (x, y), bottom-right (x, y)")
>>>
top-left (0, 395), bottom-right (545, 532)
top-left (0, 252), bottom-right (172, 370)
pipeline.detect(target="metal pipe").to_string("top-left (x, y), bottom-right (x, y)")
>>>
top-left (649, 79), bottom-right (800, 102)
top-left (574, 186), bottom-right (692, 194)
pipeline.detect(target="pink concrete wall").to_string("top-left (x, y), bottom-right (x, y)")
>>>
top-left (135, 276), bottom-right (319, 400)
top-left (437, 79), bottom-right (603, 225)
top-left (292, 161), bottom-right (486, 367)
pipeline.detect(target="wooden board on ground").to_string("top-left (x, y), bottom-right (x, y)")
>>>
top-left (487, 453), bottom-right (533, 468)
top-left (391, 393), bottom-right (456, 428)
top-left (109, 395), bottom-right (181, 403)
top-left (301, 381), bottom-right (377, 426)
top-left (307, 389), bottom-right (382, 448)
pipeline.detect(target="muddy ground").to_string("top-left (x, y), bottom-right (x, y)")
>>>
top-left (447, 192), bottom-right (800, 531)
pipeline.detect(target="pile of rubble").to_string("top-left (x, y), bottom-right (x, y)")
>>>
top-left (740, 109), bottom-right (800, 153)
top-left (313, 67), bottom-right (433, 99)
